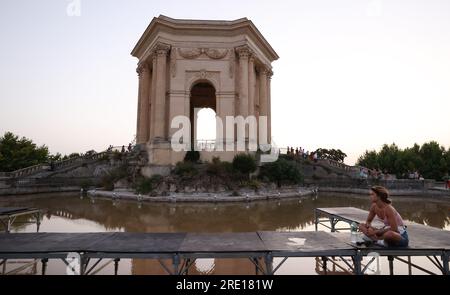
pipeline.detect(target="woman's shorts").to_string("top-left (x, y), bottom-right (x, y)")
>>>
top-left (387, 230), bottom-right (409, 247)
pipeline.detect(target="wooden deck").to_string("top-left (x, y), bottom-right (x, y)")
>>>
top-left (0, 231), bottom-right (355, 275)
top-left (315, 207), bottom-right (450, 275)
top-left (0, 207), bottom-right (448, 275)
top-left (0, 207), bottom-right (42, 233)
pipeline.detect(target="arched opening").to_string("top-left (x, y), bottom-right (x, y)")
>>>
top-left (190, 82), bottom-right (216, 150)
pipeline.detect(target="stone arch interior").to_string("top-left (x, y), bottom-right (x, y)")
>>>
top-left (190, 82), bottom-right (216, 150)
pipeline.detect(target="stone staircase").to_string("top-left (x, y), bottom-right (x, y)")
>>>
top-left (0, 151), bottom-right (109, 180)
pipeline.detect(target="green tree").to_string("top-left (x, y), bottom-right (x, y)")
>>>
top-left (378, 143), bottom-right (400, 173)
top-left (445, 149), bottom-right (450, 180)
top-left (315, 148), bottom-right (347, 163)
top-left (356, 150), bottom-right (379, 169)
top-left (0, 132), bottom-right (50, 172)
top-left (49, 153), bottom-right (63, 162)
top-left (356, 141), bottom-right (450, 180)
top-left (396, 145), bottom-right (422, 177)
top-left (419, 141), bottom-right (446, 180)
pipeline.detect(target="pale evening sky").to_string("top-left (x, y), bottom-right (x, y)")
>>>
top-left (0, 0), bottom-right (449, 164)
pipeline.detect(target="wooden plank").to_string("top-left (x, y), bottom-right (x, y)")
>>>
top-left (0, 207), bottom-right (33, 216)
top-left (316, 207), bottom-right (385, 227)
top-left (404, 224), bottom-right (450, 250)
top-left (258, 231), bottom-right (354, 254)
top-left (323, 207), bottom-right (450, 251)
top-left (179, 232), bottom-right (266, 253)
top-left (87, 232), bottom-right (186, 253)
top-left (0, 233), bottom-right (114, 253)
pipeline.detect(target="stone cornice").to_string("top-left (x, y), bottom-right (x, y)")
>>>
top-left (131, 15), bottom-right (279, 62)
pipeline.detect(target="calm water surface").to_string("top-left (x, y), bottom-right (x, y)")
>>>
top-left (1, 192), bottom-right (449, 275)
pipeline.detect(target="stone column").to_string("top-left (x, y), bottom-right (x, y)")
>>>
top-left (259, 66), bottom-right (268, 119)
top-left (267, 70), bottom-right (273, 143)
top-left (153, 43), bottom-right (170, 141)
top-left (136, 66), bottom-right (143, 143)
top-left (137, 63), bottom-right (151, 143)
top-left (149, 55), bottom-right (157, 142)
top-left (258, 66), bottom-right (269, 145)
top-left (237, 46), bottom-right (250, 118)
top-left (248, 56), bottom-right (256, 117)
top-left (140, 64), bottom-right (151, 143)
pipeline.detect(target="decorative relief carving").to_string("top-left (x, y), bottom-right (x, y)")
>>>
top-left (178, 48), bottom-right (202, 59)
top-left (229, 49), bottom-right (235, 79)
top-left (170, 49), bottom-right (177, 77)
top-left (178, 48), bottom-right (228, 60)
top-left (185, 70), bottom-right (220, 90)
top-left (195, 69), bottom-right (212, 79)
top-left (205, 48), bottom-right (228, 59)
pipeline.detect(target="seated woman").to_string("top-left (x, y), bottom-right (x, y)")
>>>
top-left (358, 186), bottom-right (409, 247)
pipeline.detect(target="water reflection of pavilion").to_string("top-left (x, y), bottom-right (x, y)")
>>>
top-left (5, 194), bottom-right (448, 232)
top-left (1, 193), bottom-right (448, 275)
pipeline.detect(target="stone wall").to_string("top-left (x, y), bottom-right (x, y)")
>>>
top-left (304, 178), bottom-right (435, 190)
top-left (0, 176), bottom-right (103, 196)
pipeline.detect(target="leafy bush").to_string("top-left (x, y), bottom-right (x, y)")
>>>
top-left (279, 154), bottom-right (294, 161)
top-left (231, 190), bottom-right (240, 196)
top-left (260, 158), bottom-right (303, 187)
top-left (241, 179), bottom-right (261, 190)
top-left (133, 175), bottom-right (162, 195)
top-left (184, 151), bottom-right (200, 163)
top-left (134, 178), bottom-right (153, 194)
top-left (232, 154), bottom-right (257, 176)
top-left (101, 175), bottom-right (115, 191)
top-left (206, 157), bottom-right (232, 176)
top-left (174, 161), bottom-right (198, 177)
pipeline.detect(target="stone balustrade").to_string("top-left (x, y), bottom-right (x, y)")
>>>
top-left (0, 149), bottom-right (112, 179)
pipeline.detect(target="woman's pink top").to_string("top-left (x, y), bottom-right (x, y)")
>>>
top-left (382, 208), bottom-right (405, 227)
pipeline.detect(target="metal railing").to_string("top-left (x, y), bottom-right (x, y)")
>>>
top-left (195, 140), bottom-right (217, 151)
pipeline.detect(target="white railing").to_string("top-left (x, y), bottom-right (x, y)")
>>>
top-left (195, 140), bottom-right (217, 151)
